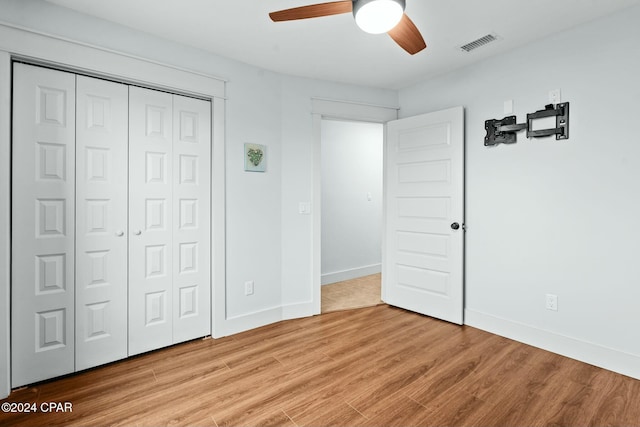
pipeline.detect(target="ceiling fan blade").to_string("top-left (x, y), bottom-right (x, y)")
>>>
top-left (387, 13), bottom-right (427, 55)
top-left (269, 1), bottom-right (353, 22)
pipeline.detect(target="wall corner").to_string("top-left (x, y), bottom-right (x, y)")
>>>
top-left (1, 50), bottom-right (12, 399)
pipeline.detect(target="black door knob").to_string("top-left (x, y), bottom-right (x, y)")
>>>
top-left (451, 222), bottom-right (460, 230)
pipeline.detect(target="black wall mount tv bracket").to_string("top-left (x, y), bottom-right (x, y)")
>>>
top-left (484, 102), bottom-right (569, 146)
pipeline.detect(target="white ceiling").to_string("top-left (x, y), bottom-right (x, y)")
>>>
top-left (46, 0), bottom-right (640, 89)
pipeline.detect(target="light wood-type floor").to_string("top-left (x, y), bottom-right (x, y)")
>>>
top-left (2, 305), bottom-right (639, 426)
top-left (321, 273), bottom-right (383, 313)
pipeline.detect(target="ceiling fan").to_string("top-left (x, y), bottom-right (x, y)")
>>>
top-left (269, 0), bottom-right (426, 55)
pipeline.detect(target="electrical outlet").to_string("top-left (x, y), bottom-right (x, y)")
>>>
top-left (545, 294), bottom-right (558, 311)
top-left (244, 281), bottom-right (254, 296)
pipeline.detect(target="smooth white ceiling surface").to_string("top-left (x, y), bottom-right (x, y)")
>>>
top-left (46, 0), bottom-right (640, 89)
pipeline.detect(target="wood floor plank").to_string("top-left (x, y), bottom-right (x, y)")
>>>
top-left (415, 390), bottom-right (487, 427)
top-left (286, 398), bottom-right (370, 427)
top-left (540, 362), bottom-right (627, 427)
top-left (216, 408), bottom-right (296, 427)
top-left (2, 305), bottom-right (639, 427)
top-left (444, 338), bottom-right (535, 403)
top-left (468, 353), bottom-right (574, 427)
top-left (356, 391), bottom-right (431, 427)
top-left (589, 377), bottom-right (640, 427)
top-left (400, 333), bottom-right (506, 410)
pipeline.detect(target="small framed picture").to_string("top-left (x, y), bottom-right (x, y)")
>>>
top-left (244, 143), bottom-right (266, 172)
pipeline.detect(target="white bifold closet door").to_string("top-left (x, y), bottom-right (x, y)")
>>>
top-left (128, 87), bottom-right (174, 354)
top-left (171, 95), bottom-right (211, 344)
top-left (128, 87), bottom-right (211, 356)
top-left (12, 63), bottom-right (211, 386)
top-left (12, 64), bottom-right (77, 387)
top-left (75, 75), bottom-right (129, 370)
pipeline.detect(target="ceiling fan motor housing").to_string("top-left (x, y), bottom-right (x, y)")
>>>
top-left (352, 0), bottom-right (406, 34)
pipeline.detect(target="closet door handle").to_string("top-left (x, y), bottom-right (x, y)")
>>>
top-left (115, 230), bottom-right (124, 237)
top-left (133, 230), bottom-right (142, 236)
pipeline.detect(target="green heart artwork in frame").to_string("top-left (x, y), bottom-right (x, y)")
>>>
top-left (244, 143), bottom-right (266, 172)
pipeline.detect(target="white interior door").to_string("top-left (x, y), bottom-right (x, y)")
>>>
top-left (172, 95), bottom-right (211, 342)
top-left (11, 64), bottom-right (76, 386)
top-left (128, 86), bottom-right (174, 355)
top-left (75, 75), bottom-right (129, 369)
top-left (383, 106), bottom-right (465, 324)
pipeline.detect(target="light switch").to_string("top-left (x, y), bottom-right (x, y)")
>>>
top-left (504, 99), bottom-right (513, 115)
top-left (367, 192), bottom-right (372, 201)
top-left (298, 202), bottom-right (311, 215)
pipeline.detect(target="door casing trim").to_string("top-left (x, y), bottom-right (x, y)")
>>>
top-left (311, 98), bottom-right (398, 314)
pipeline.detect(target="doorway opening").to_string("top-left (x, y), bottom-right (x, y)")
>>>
top-left (320, 119), bottom-right (384, 313)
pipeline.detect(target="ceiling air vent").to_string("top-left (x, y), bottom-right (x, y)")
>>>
top-left (459, 34), bottom-right (499, 53)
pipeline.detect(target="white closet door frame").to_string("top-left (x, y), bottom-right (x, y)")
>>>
top-left (0, 23), bottom-right (226, 399)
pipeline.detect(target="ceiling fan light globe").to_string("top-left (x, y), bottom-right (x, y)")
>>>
top-left (354, 0), bottom-right (405, 34)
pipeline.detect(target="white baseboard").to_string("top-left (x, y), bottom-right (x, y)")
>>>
top-left (321, 263), bottom-right (381, 285)
top-left (465, 308), bottom-right (640, 380)
top-left (222, 306), bottom-right (283, 337)
top-left (216, 302), bottom-right (317, 338)
top-left (282, 300), bottom-right (317, 320)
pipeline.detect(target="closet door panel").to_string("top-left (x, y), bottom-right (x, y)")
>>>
top-left (129, 87), bottom-right (174, 355)
top-left (75, 76), bottom-right (129, 370)
top-left (12, 64), bottom-right (76, 387)
top-left (172, 95), bottom-right (211, 343)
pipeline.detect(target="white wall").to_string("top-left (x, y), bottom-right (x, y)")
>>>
top-left (321, 120), bottom-right (383, 284)
top-left (399, 5), bottom-right (640, 378)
